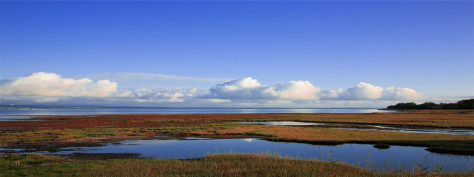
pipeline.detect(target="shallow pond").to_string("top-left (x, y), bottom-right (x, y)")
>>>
top-left (242, 121), bottom-right (474, 135)
top-left (2, 138), bottom-right (472, 172)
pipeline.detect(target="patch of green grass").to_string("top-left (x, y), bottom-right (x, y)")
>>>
top-left (0, 153), bottom-right (62, 165)
top-left (243, 130), bottom-right (268, 136)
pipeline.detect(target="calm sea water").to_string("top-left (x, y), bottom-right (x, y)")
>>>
top-left (0, 108), bottom-right (393, 121)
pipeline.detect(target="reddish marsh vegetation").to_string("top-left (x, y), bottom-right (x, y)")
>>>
top-left (2, 112), bottom-right (473, 130)
top-left (0, 114), bottom-right (240, 130)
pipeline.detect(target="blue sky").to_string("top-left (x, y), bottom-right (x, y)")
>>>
top-left (0, 1), bottom-right (473, 107)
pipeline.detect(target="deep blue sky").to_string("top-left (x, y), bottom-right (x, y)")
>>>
top-left (0, 1), bottom-right (473, 107)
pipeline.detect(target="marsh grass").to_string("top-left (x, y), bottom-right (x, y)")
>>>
top-left (1, 153), bottom-right (471, 177)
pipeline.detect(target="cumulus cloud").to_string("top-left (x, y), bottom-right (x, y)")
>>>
top-left (207, 78), bottom-right (421, 101)
top-left (319, 88), bottom-right (344, 99)
top-left (208, 77), bottom-right (320, 100)
top-left (320, 82), bottom-right (422, 100)
top-left (265, 81), bottom-right (321, 99)
top-left (115, 88), bottom-right (203, 103)
top-left (0, 73), bottom-right (424, 107)
top-left (0, 72), bottom-right (117, 97)
top-left (209, 77), bottom-right (263, 99)
top-left (341, 82), bottom-right (384, 100)
top-left (382, 87), bottom-right (423, 100)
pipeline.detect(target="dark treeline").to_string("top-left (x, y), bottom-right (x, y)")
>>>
top-left (386, 98), bottom-right (474, 110)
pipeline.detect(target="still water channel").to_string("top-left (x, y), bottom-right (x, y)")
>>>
top-left (2, 138), bottom-right (471, 172)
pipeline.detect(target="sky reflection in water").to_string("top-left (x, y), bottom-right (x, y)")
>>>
top-left (15, 138), bottom-right (471, 172)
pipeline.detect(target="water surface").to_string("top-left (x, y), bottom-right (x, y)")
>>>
top-left (2, 138), bottom-right (471, 172)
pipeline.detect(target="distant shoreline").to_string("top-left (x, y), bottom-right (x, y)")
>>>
top-left (0, 106), bottom-right (383, 109)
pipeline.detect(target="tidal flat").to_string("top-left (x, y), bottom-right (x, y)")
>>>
top-left (1, 111), bottom-right (473, 176)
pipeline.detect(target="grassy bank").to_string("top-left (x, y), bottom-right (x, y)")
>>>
top-left (1, 153), bottom-right (471, 177)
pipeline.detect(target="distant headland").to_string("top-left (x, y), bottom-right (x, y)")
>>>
top-left (386, 98), bottom-right (474, 110)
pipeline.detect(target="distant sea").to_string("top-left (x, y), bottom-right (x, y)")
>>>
top-left (0, 107), bottom-right (394, 121)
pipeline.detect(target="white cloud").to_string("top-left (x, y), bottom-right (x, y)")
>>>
top-left (208, 77), bottom-right (263, 99)
top-left (320, 88), bottom-right (344, 99)
top-left (340, 82), bottom-right (384, 100)
top-left (116, 88), bottom-right (155, 98)
top-left (382, 87), bottom-right (423, 100)
top-left (265, 81), bottom-right (321, 99)
top-left (0, 73), bottom-right (426, 107)
top-left (0, 72), bottom-right (117, 97)
top-left (114, 87), bottom-right (206, 103)
top-left (207, 99), bottom-right (231, 103)
top-left (208, 77), bottom-right (320, 100)
top-left (319, 82), bottom-right (422, 100)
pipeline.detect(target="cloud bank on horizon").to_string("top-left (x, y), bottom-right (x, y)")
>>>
top-left (0, 72), bottom-right (427, 107)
